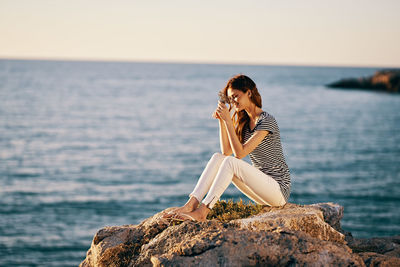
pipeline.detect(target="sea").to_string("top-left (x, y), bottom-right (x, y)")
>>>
top-left (0, 59), bottom-right (399, 266)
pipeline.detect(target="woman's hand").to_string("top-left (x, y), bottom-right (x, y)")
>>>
top-left (216, 101), bottom-right (231, 122)
top-left (212, 111), bottom-right (221, 119)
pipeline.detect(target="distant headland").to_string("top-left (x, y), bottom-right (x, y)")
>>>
top-left (327, 69), bottom-right (400, 93)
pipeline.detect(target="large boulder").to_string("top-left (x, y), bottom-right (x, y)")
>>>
top-left (327, 69), bottom-right (400, 93)
top-left (79, 202), bottom-right (399, 267)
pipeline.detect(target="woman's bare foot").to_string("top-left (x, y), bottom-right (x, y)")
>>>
top-left (162, 196), bottom-right (199, 219)
top-left (173, 203), bottom-right (210, 222)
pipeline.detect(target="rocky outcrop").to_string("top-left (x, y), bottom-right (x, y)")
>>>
top-left (327, 69), bottom-right (400, 93)
top-left (346, 235), bottom-right (400, 267)
top-left (79, 202), bottom-right (400, 267)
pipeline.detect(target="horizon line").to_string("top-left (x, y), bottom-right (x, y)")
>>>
top-left (1, 56), bottom-right (399, 69)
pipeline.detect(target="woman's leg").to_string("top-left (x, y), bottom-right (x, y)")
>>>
top-left (202, 156), bottom-right (286, 209)
top-left (231, 175), bottom-right (283, 206)
top-left (162, 152), bottom-right (226, 217)
top-left (189, 152), bottom-right (226, 203)
top-left (231, 176), bottom-right (269, 205)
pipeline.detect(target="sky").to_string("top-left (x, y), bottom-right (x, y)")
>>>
top-left (1, 0), bottom-right (400, 67)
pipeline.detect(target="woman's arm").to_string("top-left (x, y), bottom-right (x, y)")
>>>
top-left (213, 106), bottom-right (232, 156)
top-left (223, 119), bottom-right (268, 159)
top-left (216, 102), bottom-right (268, 159)
top-left (218, 119), bottom-right (232, 156)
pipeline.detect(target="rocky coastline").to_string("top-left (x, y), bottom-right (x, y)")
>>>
top-left (326, 69), bottom-right (400, 93)
top-left (79, 202), bottom-right (400, 266)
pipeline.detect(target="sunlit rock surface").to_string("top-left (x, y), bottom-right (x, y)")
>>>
top-left (79, 202), bottom-right (400, 267)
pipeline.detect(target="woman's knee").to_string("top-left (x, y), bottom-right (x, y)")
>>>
top-left (220, 155), bottom-right (236, 169)
top-left (211, 152), bottom-right (225, 161)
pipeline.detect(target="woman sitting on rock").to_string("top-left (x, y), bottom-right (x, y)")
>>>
top-left (163, 74), bottom-right (291, 222)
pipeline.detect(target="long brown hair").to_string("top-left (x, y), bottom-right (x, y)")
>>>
top-left (220, 74), bottom-right (262, 143)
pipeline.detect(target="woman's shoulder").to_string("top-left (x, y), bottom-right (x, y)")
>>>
top-left (255, 110), bottom-right (279, 132)
top-left (259, 110), bottom-right (275, 123)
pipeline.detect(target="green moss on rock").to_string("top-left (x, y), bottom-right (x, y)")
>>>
top-left (207, 199), bottom-right (265, 222)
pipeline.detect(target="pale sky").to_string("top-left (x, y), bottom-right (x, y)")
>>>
top-left (1, 0), bottom-right (399, 67)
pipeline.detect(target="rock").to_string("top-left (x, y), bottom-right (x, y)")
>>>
top-left (230, 203), bottom-right (345, 244)
top-left (79, 202), bottom-right (399, 267)
top-left (144, 223), bottom-right (361, 267)
top-left (347, 235), bottom-right (400, 255)
top-left (346, 235), bottom-right (400, 267)
top-left (357, 252), bottom-right (400, 267)
top-left (326, 69), bottom-right (400, 93)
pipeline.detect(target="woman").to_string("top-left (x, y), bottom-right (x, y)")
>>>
top-left (163, 74), bottom-right (291, 222)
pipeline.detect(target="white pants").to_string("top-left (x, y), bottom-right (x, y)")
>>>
top-left (189, 153), bottom-right (286, 209)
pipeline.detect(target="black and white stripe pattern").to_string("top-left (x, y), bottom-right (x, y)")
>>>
top-left (243, 111), bottom-right (291, 202)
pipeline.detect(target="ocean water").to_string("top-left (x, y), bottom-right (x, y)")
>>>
top-left (0, 59), bottom-right (399, 266)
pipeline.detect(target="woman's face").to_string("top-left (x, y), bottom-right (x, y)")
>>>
top-left (227, 88), bottom-right (251, 111)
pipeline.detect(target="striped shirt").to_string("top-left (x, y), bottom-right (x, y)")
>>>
top-left (242, 111), bottom-right (291, 202)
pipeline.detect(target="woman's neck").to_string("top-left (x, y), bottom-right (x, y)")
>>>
top-left (245, 104), bottom-right (263, 121)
